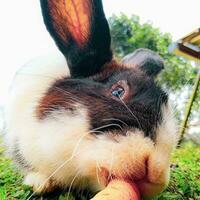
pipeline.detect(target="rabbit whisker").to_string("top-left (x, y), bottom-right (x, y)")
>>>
top-left (67, 170), bottom-right (81, 200)
top-left (27, 133), bottom-right (88, 200)
top-left (108, 146), bottom-right (114, 181)
top-left (102, 118), bottom-right (128, 127)
top-left (119, 97), bottom-right (142, 130)
top-left (95, 160), bottom-right (101, 185)
top-left (26, 123), bottom-right (126, 199)
top-left (16, 72), bottom-right (56, 79)
top-left (54, 87), bottom-right (83, 104)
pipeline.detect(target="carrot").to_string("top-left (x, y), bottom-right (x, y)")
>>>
top-left (91, 179), bottom-right (140, 200)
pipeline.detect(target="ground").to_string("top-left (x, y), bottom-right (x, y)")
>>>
top-left (0, 139), bottom-right (200, 200)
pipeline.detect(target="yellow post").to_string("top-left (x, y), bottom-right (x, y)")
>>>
top-left (179, 69), bottom-right (200, 143)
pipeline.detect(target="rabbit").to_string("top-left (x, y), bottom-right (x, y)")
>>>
top-left (4, 0), bottom-right (179, 198)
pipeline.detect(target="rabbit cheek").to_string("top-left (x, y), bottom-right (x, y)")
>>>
top-left (149, 104), bottom-right (178, 182)
top-left (139, 104), bottom-right (178, 197)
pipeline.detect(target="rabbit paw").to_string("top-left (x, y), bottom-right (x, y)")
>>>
top-left (24, 172), bottom-right (56, 194)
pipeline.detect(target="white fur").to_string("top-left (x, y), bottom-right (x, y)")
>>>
top-left (4, 54), bottom-right (179, 198)
top-left (23, 172), bottom-right (55, 193)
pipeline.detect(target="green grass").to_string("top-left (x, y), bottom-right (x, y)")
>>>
top-left (0, 140), bottom-right (200, 200)
top-left (155, 142), bottom-right (200, 200)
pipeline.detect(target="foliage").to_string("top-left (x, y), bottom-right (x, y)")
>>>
top-left (0, 143), bottom-right (30, 200)
top-left (108, 14), bottom-right (198, 91)
top-left (1, 139), bottom-right (199, 200)
top-left (155, 142), bottom-right (200, 200)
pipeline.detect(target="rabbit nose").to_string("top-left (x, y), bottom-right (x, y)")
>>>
top-left (126, 156), bottom-right (150, 183)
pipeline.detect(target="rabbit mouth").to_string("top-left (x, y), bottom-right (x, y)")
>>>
top-left (108, 177), bottom-right (165, 198)
top-left (98, 168), bottom-right (166, 198)
top-left (135, 178), bottom-right (167, 198)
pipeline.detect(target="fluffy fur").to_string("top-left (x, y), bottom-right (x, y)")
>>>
top-left (4, 54), bottom-right (178, 197)
top-left (4, 0), bottom-right (179, 198)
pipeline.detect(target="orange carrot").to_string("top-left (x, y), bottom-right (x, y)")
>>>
top-left (91, 179), bottom-right (140, 200)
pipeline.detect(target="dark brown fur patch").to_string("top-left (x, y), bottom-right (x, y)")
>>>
top-left (36, 86), bottom-right (77, 120)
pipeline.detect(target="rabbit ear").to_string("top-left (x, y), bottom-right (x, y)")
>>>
top-left (40, 0), bottom-right (112, 77)
top-left (122, 48), bottom-right (164, 77)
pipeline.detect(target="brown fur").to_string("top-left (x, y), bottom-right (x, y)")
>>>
top-left (36, 87), bottom-right (77, 120)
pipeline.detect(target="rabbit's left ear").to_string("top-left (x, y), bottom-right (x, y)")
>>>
top-left (40, 0), bottom-right (112, 78)
top-left (122, 48), bottom-right (164, 77)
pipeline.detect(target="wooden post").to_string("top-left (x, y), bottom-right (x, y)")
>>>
top-left (179, 69), bottom-right (200, 143)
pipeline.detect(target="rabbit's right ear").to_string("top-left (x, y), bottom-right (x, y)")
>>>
top-left (40, 0), bottom-right (112, 78)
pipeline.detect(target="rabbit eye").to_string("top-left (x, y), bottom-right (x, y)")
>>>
top-left (112, 87), bottom-right (125, 98)
top-left (111, 80), bottom-right (129, 100)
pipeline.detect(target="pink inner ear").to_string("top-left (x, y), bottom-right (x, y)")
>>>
top-left (48, 0), bottom-right (92, 47)
top-left (65, 0), bottom-right (91, 46)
